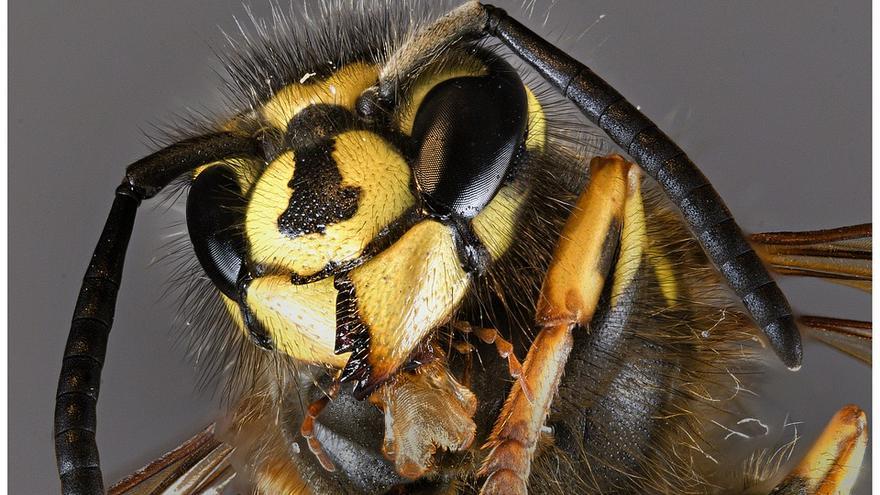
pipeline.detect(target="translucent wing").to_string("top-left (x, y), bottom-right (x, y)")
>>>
top-left (751, 224), bottom-right (871, 365)
top-left (751, 224), bottom-right (871, 292)
top-left (108, 425), bottom-right (235, 495)
top-left (798, 316), bottom-right (871, 365)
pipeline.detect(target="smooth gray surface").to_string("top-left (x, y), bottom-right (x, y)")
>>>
top-left (10, 1), bottom-right (870, 493)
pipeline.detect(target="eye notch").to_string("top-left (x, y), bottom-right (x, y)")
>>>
top-left (410, 58), bottom-right (528, 219)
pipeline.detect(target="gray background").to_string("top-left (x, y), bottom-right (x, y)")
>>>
top-left (10, 1), bottom-right (870, 493)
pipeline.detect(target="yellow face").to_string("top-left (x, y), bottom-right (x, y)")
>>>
top-left (208, 52), bottom-right (547, 390)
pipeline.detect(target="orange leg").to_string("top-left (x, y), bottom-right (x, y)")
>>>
top-left (300, 380), bottom-right (340, 472)
top-left (455, 322), bottom-right (531, 401)
top-left (479, 155), bottom-right (637, 494)
top-left (771, 405), bottom-right (868, 494)
top-left (479, 324), bottom-right (574, 494)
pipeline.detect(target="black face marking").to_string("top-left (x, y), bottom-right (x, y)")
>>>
top-left (261, 100), bottom-right (420, 282)
top-left (276, 105), bottom-right (363, 239)
top-left (277, 138), bottom-right (361, 238)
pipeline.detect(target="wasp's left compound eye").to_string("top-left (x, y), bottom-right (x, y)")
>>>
top-left (187, 165), bottom-right (248, 300)
top-left (410, 60), bottom-right (528, 219)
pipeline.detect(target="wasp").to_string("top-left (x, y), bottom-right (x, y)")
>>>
top-left (54, 2), bottom-right (871, 494)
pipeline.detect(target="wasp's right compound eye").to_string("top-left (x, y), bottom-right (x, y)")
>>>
top-left (187, 165), bottom-right (248, 300)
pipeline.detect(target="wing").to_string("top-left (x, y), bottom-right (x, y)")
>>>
top-left (752, 224), bottom-right (871, 364)
top-left (751, 224), bottom-right (871, 292)
top-left (108, 425), bottom-right (236, 495)
top-left (798, 316), bottom-right (871, 365)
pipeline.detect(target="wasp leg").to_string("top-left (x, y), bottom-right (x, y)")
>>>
top-left (370, 1), bottom-right (802, 370)
top-left (452, 339), bottom-right (476, 356)
top-left (454, 322), bottom-right (531, 401)
top-left (798, 316), bottom-right (871, 365)
top-left (479, 156), bottom-right (632, 495)
top-left (369, 357), bottom-right (477, 479)
top-left (771, 405), bottom-right (868, 495)
top-left (54, 133), bottom-right (259, 495)
top-left (751, 224), bottom-right (871, 292)
top-left (300, 379), bottom-right (341, 472)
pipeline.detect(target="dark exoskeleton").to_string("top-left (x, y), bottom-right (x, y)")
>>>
top-left (55, 3), bottom-right (868, 494)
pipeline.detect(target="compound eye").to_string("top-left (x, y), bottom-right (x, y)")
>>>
top-left (187, 166), bottom-right (247, 300)
top-left (410, 63), bottom-right (528, 218)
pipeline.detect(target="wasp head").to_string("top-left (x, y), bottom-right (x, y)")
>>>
top-left (186, 46), bottom-right (546, 396)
